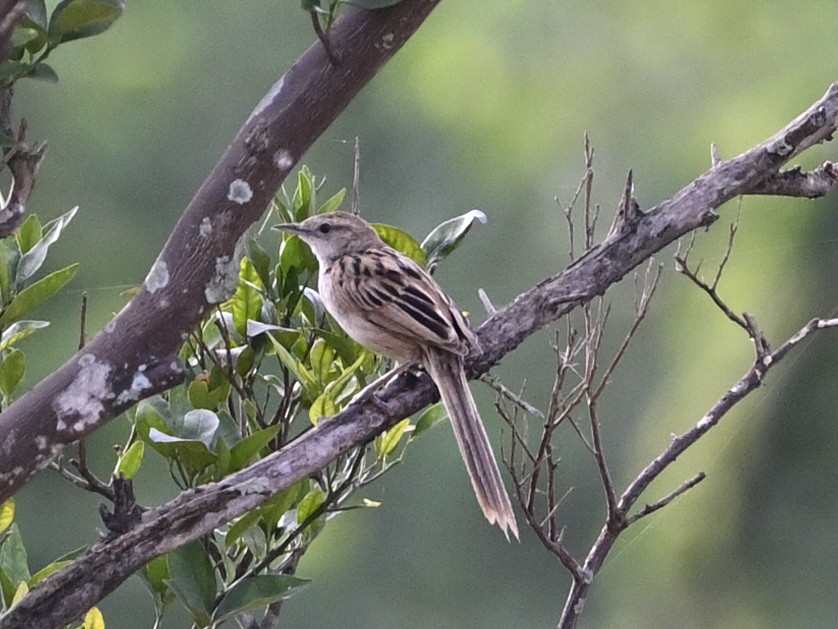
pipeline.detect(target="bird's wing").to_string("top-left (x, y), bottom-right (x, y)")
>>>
top-left (327, 247), bottom-right (478, 356)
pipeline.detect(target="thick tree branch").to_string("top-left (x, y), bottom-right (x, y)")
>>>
top-left (0, 0), bottom-right (441, 503)
top-left (5, 82), bottom-right (838, 629)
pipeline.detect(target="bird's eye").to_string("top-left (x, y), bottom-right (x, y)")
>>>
top-left (318, 224), bottom-right (331, 234)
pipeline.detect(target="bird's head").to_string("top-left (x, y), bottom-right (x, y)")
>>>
top-left (273, 211), bottom-right (383, 264)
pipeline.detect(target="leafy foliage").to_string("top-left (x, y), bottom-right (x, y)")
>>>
top-left (89, 168), bottom-right (482, 627)
top-left (0, 157), bottom-right (483, 626)
top-left (0, 197), bottom-right (87, 623)
top-left (0, 500), bottom-right (101, 627)
top-left (0, 0), bottom-right (124, 86)
top-left (0, 208), bottom-right (78, 409)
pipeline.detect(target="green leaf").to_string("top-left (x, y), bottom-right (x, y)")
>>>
top-left (145, 410), bottom-right (219, 472)
top-left (0, 349), bottom-right (25, 400)
top-left (317, 188), bottom-right (346, 214)
top-left (373, 223), bottom-right (426, 266)
top-left (187, 377), bottom-right (212, 410)
top-left (317, 349), bottom-right (371, 408)
top-left (0, 500), bottom-right (14, 535)
top-left (174, 409), bottom-right (219, 446)
top-left (0, 320), bottom-right (49, 351)
top-left (24, 1), bottom-right (48, 30)
top-left (133, 396), bottom-right (171, 439)
top-left (28, 62), bottom-right (58, 83)
top-left (228, 425), bottom-right (281, 474)
top-left (224, 509), bottom-right (261, 547)
top-left (10, 27), bottom-right (39, 50)
top-left (142, 555), bottom-right (170, 595)
top-left (235, 345), bottom-right (256, 378)
top-left (48, 0), bottom-right (124, 45)
top-left (245, 240), bottom-right (272, 292)
top-left (413, 403), bottom-right (448, 437)
top-left (187, 374), bottom-right (230, 411)
top-left (211, 437), bottom-right (230, 479)
top-left (0, 524), bottom-right (29, 584)
top-left (310, 328), bottom-right (359, 365)
top-left (230, 257), bottom-right (263, 337)
top-left (279, 233), bottom-right (318, 275)
top-left (115, 440), bottom-right (144, 479)
top-left (420, 209), bottom-right (487, 274)
top-left (296, 487), bottom-right (326, 533)
top-left (0, 567), bottom-right (15, 608)
top-left (15, 215), bottom-right (42, 255)
top-left (0, 264), bottom-right (78, 327)
top-left (49, 545), bottom-right (88, 565)
top-left (292, 167), bottom-right (315, 221)
top-left (147, 429), bottom-right (218, 471)
top-left (260, 479), bottom-right (308, 532)
top-left (15, 206), bottom-right (77, 286)
top-left (268, 333), bottom-right (316, 396)
top-left (214, 575), bottom-right (310, 623)
top-left (309, 337), bottom-right (334, 386)
top-left (0, 239), bottom-right (20, 307)
top-left (81, 607), bottom-right (105, 629)
top-left (10, 581), bottom-right (27, 606)
top-left (165, 542), bottom-right (216, 626)
top-left (309, 390), bottom-right (337, 425)
top-left (0, 61), bottom-right (31, 82)
top-left (18, 16), bottom-right (48, 55)
top-left (375, 418), bottom-right (411, 458)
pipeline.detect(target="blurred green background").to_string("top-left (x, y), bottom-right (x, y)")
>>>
top-left (9, 1), bottom-right (838, 627)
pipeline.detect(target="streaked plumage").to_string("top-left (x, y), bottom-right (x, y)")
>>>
top-left (274, 212), bottom-right (518, 540)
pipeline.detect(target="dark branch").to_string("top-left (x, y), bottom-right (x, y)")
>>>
top-left (748, 161), bottom-right (838, 198)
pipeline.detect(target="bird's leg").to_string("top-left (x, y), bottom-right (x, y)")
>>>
top-left (350, 362), bottom-right (416, 413)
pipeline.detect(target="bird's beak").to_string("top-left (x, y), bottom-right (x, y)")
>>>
top-left (272, 223), bottom-right (306, 236)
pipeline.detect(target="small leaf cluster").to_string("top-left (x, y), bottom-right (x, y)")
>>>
top-left (0, 0), bottom-right (124, 88)
top-left (111, 167), bottom-right (484, 627)
top-left (0, 207), bottom-right (78, 410)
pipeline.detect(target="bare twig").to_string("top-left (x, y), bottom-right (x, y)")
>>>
top-left (556, 315), bottom-right (838, 629)
top-left (67, 440), bottom-right (114, 501)
top-left (711, 203), bottom-right (740, 291)
top-left (626, 472), bottom-right (706, 525)
top-left (482, 374), bottom-right (543, 420)
top-left (477, 288), bottom-right (497, 316)
top-left (675, 243), bottom-right (749, 333)
top-left (78, 292), bottom-right (88, 350)
top-left (351, 136), bottom-right (360, 215)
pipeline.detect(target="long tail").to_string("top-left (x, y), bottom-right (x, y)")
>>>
top-left (424, 350), bottom-right (519, 540)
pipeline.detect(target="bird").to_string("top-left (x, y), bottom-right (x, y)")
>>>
top-left (274, 211), bottom-right (518, 540)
